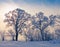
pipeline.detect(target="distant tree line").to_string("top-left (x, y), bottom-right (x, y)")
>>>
top-left (2, 8), bottom-right (60, 41)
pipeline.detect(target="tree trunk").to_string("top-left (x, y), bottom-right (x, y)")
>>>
top-left (12, 36), bottom-right (15, 41)
top-left (2, 37), bottom-right (4, 41)
top-left (16, 32), bottom-right (18, 41)
top-left (39, 20), bottom-right (44, 41)
top-left (40, 30), bottom-right (44, 41)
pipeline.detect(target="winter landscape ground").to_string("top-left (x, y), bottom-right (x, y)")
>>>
top-left (0, 41), bottom-right (60, 47)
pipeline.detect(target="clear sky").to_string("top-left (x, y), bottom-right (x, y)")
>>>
top-left (0, 0), bottom-right (60, 30)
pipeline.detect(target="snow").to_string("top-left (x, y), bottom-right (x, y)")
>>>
top-left (0, 41), bottom-right (60, 47)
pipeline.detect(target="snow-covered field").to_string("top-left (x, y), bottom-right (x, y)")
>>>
top-left (0, 41), bottom-right (60, 47)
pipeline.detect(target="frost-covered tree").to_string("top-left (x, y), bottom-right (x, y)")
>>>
top-left (0, 31), bottom-right (5, 41)
top-left (36, 12), bottom-right (52, 41)
top-left (8, 29), bottom-right (15, 41)
top-left (49, 15), bottom-right (56, 26)
top-left (55, 29), bottom-right (60, 40)
top-left (53, 15), bottom-right (60, 40)
top-left (4, 8), bottom-right (60, 41)
top-left (48, 15), bottom-right (60, 40)
top-left (4, 8), bottom-right (30, 41)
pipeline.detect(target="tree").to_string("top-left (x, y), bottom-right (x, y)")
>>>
top-left (8, 29), bottom-right (15, 41)
top-left (54, 15), bottom-right (60, 40)
top-left (49, 15), bottom-right (56, 26)
top-left (47, 15), bottom-right (60, 40)
top-left (44, 30), bottom-right (53, 41)
top-left (36, 12), bottom-right (51, 41)
top-left (0, 31), bottom-right (5, 41)
top-left (55, 29), bottom-right (60, 40)
top-left (4, 8), bottom-right (30, 41)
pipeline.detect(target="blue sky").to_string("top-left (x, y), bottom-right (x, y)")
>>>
top-left (0, 0), bottom-right (60, 7)
top-left (22, 0), bottom-right (60, 6)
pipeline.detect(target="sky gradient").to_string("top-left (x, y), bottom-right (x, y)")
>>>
top-left (0, 0), bottom-right (60, 6)
top-left (0, 0), bottom-right (60, 30)
top-left (0, 0), bottom-right (60, 15)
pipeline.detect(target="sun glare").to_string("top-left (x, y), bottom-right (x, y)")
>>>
top-left (0, 3), bottom-right (19, 30)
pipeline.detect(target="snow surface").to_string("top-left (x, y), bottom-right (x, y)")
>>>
top-left (0, 41), bottom-right (60, 47)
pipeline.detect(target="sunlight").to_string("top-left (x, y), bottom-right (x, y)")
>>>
top-left (0, 3), bottom-right (19, 30)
